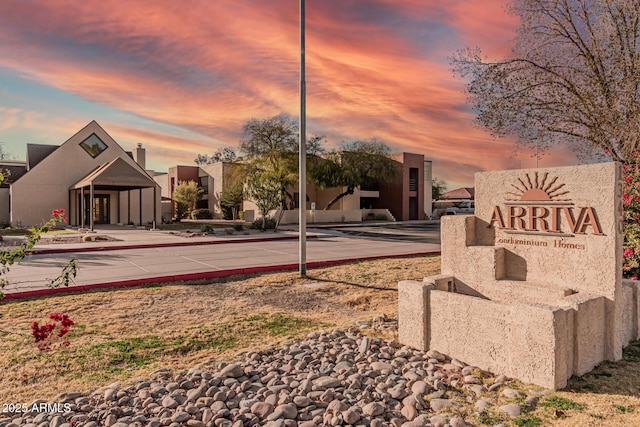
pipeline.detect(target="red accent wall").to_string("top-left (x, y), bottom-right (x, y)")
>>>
top-left (376, 153), bottom-right (425, 221)
top-left (168, 166), bottom-right (200, 217)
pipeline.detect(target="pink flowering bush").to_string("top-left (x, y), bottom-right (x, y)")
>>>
top-left (623, 154), bottom-right (640, 280)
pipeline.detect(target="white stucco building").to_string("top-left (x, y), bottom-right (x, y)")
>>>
top-left (1, 121), bottom-right (161, 228)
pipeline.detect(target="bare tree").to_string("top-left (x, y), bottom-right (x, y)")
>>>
top-left (240, 115), bottom-right (298, 167)
top-left (432, 178), bottom-right (447, 201)
top-left (194, 147), bottom-right (237, 165)
top-left (240, 115), bottom-right (326, 213)
top-left (240, 115), bottom-right (325, 163)
top-left (451, 0), bottom-right (640, 162)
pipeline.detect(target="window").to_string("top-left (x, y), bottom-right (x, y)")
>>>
top-left (409, 168), bottom-right (418, 191)
top-left (79, 134), bottom-right (108, 158)
top-left (199, 176), bottom-right (209, 192)
top-left (360, 181), bottom-right (380, 191)
top-left (292, 192), bottom-right (310, 208)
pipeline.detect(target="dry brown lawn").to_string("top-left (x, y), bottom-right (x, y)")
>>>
top-left (1, 255), bottom-right (640, 426)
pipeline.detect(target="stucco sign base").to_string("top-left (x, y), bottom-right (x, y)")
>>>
top-left (399, 275), bottom-right (640, 390)
top-left (399, 163), bottom-right (636, 390)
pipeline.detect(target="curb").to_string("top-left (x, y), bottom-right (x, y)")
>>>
top-left (27, 235), bottom-right (316, 255)
top-left (1, 251), bottom-right (441, 301)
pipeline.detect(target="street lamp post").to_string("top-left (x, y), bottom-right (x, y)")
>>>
top-left (299, 0), bottom-right (307, 277)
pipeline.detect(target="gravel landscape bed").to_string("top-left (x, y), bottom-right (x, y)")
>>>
top-left (0, 326), bottom-right (543, 427)
top-left (2, 257), bottom-right (639, 426)
top-left (37, 236), bottom-right (122, 245)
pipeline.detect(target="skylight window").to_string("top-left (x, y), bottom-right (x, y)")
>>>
top-left (79, 134), bottom-right (108, 158)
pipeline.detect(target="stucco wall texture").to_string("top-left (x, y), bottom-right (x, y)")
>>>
top-left (11, 122), bottom-right (160, 227)
top-left (399, 163), bottom-right (636, 390)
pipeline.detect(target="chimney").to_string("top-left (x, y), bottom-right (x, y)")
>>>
top-left (133, 143), bottom-right (146, 170)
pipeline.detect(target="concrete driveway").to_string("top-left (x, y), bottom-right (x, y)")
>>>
top-left (2, 226), bottom-right (440, 299)
top-left (310, 221), bottom-right (441, 243)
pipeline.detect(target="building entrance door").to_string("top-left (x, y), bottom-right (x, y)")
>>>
top-left (409, 196), bottom-right (418, 220)
top-left (80, 194), bottom-right (110, 225)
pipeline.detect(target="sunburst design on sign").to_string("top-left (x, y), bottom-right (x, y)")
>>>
top-left (507, 172), bottom-right (570, 201)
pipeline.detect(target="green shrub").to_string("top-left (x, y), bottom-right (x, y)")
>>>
top-left (375, 214), bottom-right (388, 221)
top-left (174, 180), bottom-right (202, 220)
top-left (233, 223), bottom-right (244, 231)
top-left (221, 205), bottom-right (234, 220)
top-left (191, 209), bottom-right (213, 220)
top-left (201, 224), bottom-right (215, 234)
top-left (514, 415), bottom-right (543, 427)
top-left (250, 217), bottom-right (276, 230)
top-left (540, 396), bottom-right (587, 411)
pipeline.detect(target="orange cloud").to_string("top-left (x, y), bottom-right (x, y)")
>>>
top-left (0, 0), bottom-right (576, 188)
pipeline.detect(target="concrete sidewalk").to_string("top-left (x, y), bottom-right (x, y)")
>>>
top-left (24, 226), bottom-right (307, 253)
top-left (1, 226), bottom-right (440, 300)
top-left (29, 231), bottom-right (316, 255)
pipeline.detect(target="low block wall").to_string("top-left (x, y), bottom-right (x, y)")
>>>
top-left (273, 209), bottom-right (395, 224)
top-left (310, 209), bottom-right (362, 224)
top-left (276, 209), bottom-right (362, 224)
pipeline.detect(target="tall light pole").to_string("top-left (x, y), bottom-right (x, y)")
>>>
top-left (299, 0), bottom-right (307, 277)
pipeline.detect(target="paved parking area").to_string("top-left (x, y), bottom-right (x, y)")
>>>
top-left (316, 221), bottom-right (440, 243)
top-left (2, 229), bottom-right (440, 298)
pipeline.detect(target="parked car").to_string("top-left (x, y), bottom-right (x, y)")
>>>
top-left (445, 201), bottom-right (475, 215)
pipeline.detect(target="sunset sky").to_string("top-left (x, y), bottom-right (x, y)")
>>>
top-left (0, 0), bottom-right (581, 189)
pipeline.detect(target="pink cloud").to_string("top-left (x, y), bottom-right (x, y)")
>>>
top-left (0, 0), bottom-right (575, 188)
top-left (443, 0), bottom-right (519, 56)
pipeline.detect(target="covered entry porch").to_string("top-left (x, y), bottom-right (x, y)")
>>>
top-left (69, 158), bottom-right (160, 230)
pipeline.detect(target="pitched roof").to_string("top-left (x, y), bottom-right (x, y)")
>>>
top-left (0, 161), bottom-right (27, 187)
top-left (71, 157), bottom-right (158, 190)
top-left (441, 187), bottom-right (475, 200)
top-left (26, 144), bottom-right (59, 170)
